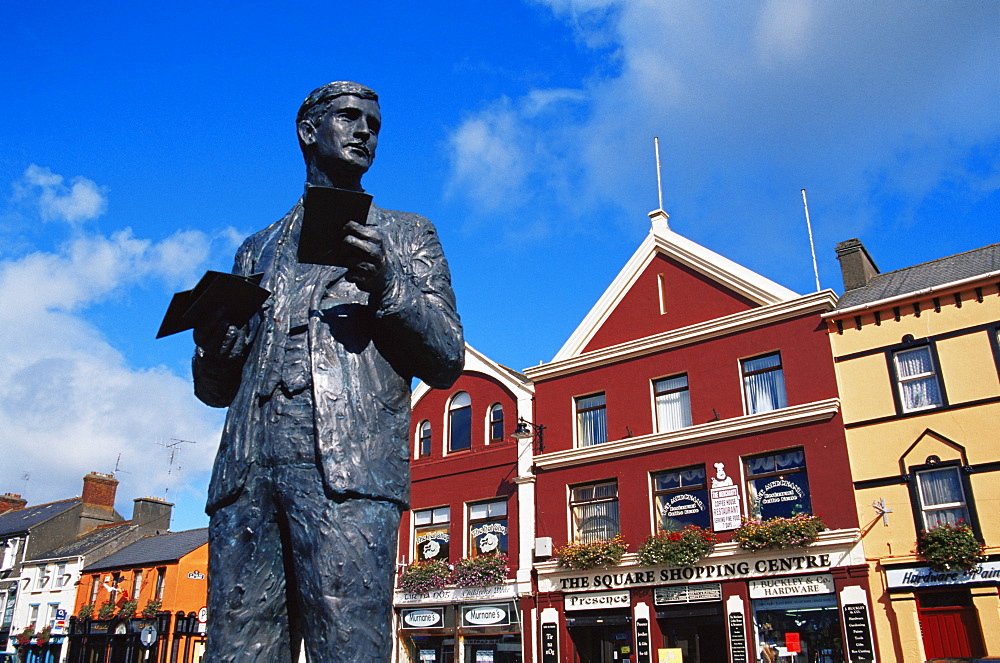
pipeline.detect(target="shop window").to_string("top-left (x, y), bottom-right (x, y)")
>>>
top-left (652, 466), bottom-right (710, 530)
top-left (741, 352), bottom-right (787, 415)
top-left (468, 500), bottom-right (508, 557)
top-left (745, 449), bottom-right (811, 520)
top-left (914, 465), bottom-right (971, 529)
top-left (576, 392), bottom-right (608, 447)
top-left (753, 592), bottom-right (841, 663)
top-left (154, 567), bottom-right (166, 600)
top-left (416, 420), bottom-right (432, 458)
top-left (571, 481), bottom-right (619, 543)
top-left (448, 392), bottom-right (472, 452)
top-left (414, 506), bottom-right (450, 562)
top-left (653, 374), bottom-right (692, 432)
top-left (892, 345), bottom-right (944, 412)
top-left (488, 403), bottom-right (504, 442)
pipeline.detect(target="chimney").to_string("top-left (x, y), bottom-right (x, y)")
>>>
top-left (132, 497), bottom-right (173, 534)
top-left (0, 493), bottom-right (27, 514)
top-left (836, 239), bottom-right (880, 291)
top-left (81, 472), bottom-right (119, 509)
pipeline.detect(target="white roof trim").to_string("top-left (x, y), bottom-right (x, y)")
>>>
top-left (411, 343), bottom-right (533, 407)
top-left (553, 220), bottom-right (799, 362)
top-left (824, 269), bottom-right (1000, 318)
top-left (533, 398), bottom-right (840, 470)
top-left (526, 290), bottom-right (837, 382)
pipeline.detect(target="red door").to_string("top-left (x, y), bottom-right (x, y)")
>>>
top-left (917, 591), bottom-right (985, 659)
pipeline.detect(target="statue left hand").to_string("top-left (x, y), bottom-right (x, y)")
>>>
top-left (342, 220), bottom-right (391, 294)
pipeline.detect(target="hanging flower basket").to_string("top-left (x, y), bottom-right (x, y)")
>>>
top-left (917, 521), bottom-right (985, 572)
top-left (398, 559), bottom-right (451, 593)
top-left (97, 599), bottom-right (117, 620)
top-left (141, 599), bottom-right (162, 618)
top-left (638, 525), bottom-right (718, 567)
top-left (556, 535), bottom-right (628, 570)
top-left (733, 515), bottom-right (826, 551)
top-left (35, 626), bottom-right (52, 646)
top-left (452, 554), bottom-right (509, 588)
top-left (77, 603), bottom-right (95, 619)
top-left (14, 627), bottom-right (33, 646)
top-left (118, 599), bottom-right (138, 619)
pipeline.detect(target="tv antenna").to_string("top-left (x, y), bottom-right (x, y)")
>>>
top-left (112, 453), bottom-right (131, 476)
top-left (157, 438), bottom-right (196, 499)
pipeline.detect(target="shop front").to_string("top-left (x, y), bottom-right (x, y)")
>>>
top-left (883, 557), bottom-right (1000, 660)
top-left (395, 582), bottom-right (523, 663)
top-left (535, 532), bottom-right (875, 663)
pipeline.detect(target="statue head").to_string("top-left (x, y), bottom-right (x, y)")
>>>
top-left (297, 81), bottom-right (381, 187)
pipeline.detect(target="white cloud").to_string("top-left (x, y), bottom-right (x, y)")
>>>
top-left (447, 1), bottom-right (1000, 273)
top-left (0, 169), bottom-right (224, 523)
top-left (15, 164), bottom-right (108, 223)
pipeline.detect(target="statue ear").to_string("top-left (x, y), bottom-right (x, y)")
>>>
top-left (297, 119), bottom-right (317, 147)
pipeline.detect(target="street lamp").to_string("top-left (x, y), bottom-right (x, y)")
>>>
top-left (511, 418), bottom-right (545, 452)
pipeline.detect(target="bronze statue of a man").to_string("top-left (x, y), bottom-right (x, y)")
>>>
top-left (192, 81), bottom-right (464, 662)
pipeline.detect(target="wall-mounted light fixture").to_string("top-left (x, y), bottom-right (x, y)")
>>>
top-left (511, 418), bottom-right (546, 452)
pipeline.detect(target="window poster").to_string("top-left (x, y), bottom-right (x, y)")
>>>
top-left (415, 529), bottom-right (450, 561)
top-left (748, 473), bottom-right (811, 520)
top-left (471, 520), bottom-right (508, 556)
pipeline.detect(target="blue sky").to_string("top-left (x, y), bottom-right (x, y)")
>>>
top-left (1, 1), bottom-right (997, 532)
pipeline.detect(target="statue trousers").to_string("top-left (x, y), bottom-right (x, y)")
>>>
top-left (206, 385), bottom-right (402, 663)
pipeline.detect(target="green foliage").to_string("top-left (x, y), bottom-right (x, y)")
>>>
top-left (118, 599), bottom-right (139, 618)
top-left (638, 526), bottom-right (718, 567)
top-left (97, 599), bottom-right (118, 620)
top-left (141, 598), bottom-right (163, 618)
top-left (556, 535), bottom-right (628, 570)
top-left (14, 626), bottom-right (33, 645)
top-left (35, 625), bottom-right (52, 645)
top-left (77, 603), bottom-right (95, 619)
top-left (917, 521), bottom-right (985, 572)
top-left (733, 515), bottom-right (826, 551)
top-left (452, 554), bottom-right (509, 588)
top-left (399, 559), bottom-right (452, 593)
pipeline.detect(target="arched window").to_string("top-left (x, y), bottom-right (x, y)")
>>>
top-left (417, 420), bottom-right (432, 458)
top-left (488, 404), bottom-right (504, 442)
top-left (448, 392), bottom-right (472, 452)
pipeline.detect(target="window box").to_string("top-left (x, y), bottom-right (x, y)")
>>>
top-left (398, 559), bottom-right (452, 593)
top-left (555, 535), bottom-right (628, 570)
top-left (141, 599), bottom-right (162, 618)
top-left (917, 521), bottom-right (985, 572)
top-left (637, 525), bottom-right (718, 567)
top-left (733, 515), bottom-right (826, 551)
top-left (77, 603), bottom-right (95, 619)
top-left (451, 554), bottom-right (509, 588)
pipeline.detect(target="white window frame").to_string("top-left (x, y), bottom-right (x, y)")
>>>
top-left (413, 506), bottom-right (451, 562)
top-left (915, 465), bottom-right (971, 530)
top-left (570, 480), bottom-right (619, 543)
top-left (415, 420), bottom-right (432, 459)
top-left (740, 352), bottom-right (787, 415)
top-left (447, 392), bottom-right (472, 453)
top-left (893, 345), bottom-right (944, 413)
top-left (467, 499), bottom-right (508, 557)
top-left (652, 374), bottom-right (692, 433)
top-left (575, 392), bottom-right (608, 447)
top-left (487, 403), bottom-right (504, 444)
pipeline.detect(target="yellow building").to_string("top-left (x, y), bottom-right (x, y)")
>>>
top-left (826, 239), bottom-right (1000, 661)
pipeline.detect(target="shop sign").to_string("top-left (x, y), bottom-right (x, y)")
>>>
top-left (711, 485), bottom-right (741, 531)
top-left (842, 603), bottom-right (875, 662)
top-left (728, 612), bottom-right (748, 663)
top-left (462, 604), bottom-right (510, 627)
top-left (402, 607), bottom-right (444, 628)
top-left (541, 622), bottom-right (558, 663)
top-left (654, 582), bottom-right (721, 604)
top-left (552, 553), bottom-right (832, 592)
top-left (885, 560), bottom-right (1000, 589)
top-left (635, 618), bottom-right (651, 663)
top-left (187, 571), bottom-right (205, 580)
top-left (749, 573), bottom-right (834, 599)
top-left (565, 590), bottom-right (630, 610)
top-left (395, 581), bottom-right (517, 604)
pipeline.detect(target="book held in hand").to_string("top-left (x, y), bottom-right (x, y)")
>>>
top-left (156, 271), bottom-right (269, 339)
top-left (298, 185), bottom-right (373, 266)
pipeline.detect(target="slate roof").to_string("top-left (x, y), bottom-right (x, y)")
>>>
top-left (84, 528), bottom-right (208, 572)
top-left (837, 243), bottom-right (1000, 310)
top-left (33, 523), bottom-right (138, 560)
top-left (0, 498), bottom-right (80, 537)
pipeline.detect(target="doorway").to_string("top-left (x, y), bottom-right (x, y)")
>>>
top-left (917, 590), bottom-right (985, 659)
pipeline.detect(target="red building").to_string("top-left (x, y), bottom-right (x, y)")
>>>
top-left (394, 345), bottom-right (534, 663)
top-left (522, 211), bottom-right (872, 663)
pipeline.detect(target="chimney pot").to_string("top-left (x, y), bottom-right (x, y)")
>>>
top-left (81, 472), bottom-right (119, 509)
top-left (836, 238), bottom-right (880, 291)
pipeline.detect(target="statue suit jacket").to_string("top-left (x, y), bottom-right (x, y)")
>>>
top-left (194, 199), bottom-right (464, 513)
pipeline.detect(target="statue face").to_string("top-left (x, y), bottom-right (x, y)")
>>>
top-left (304, 95), bottom-right (381, 177)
